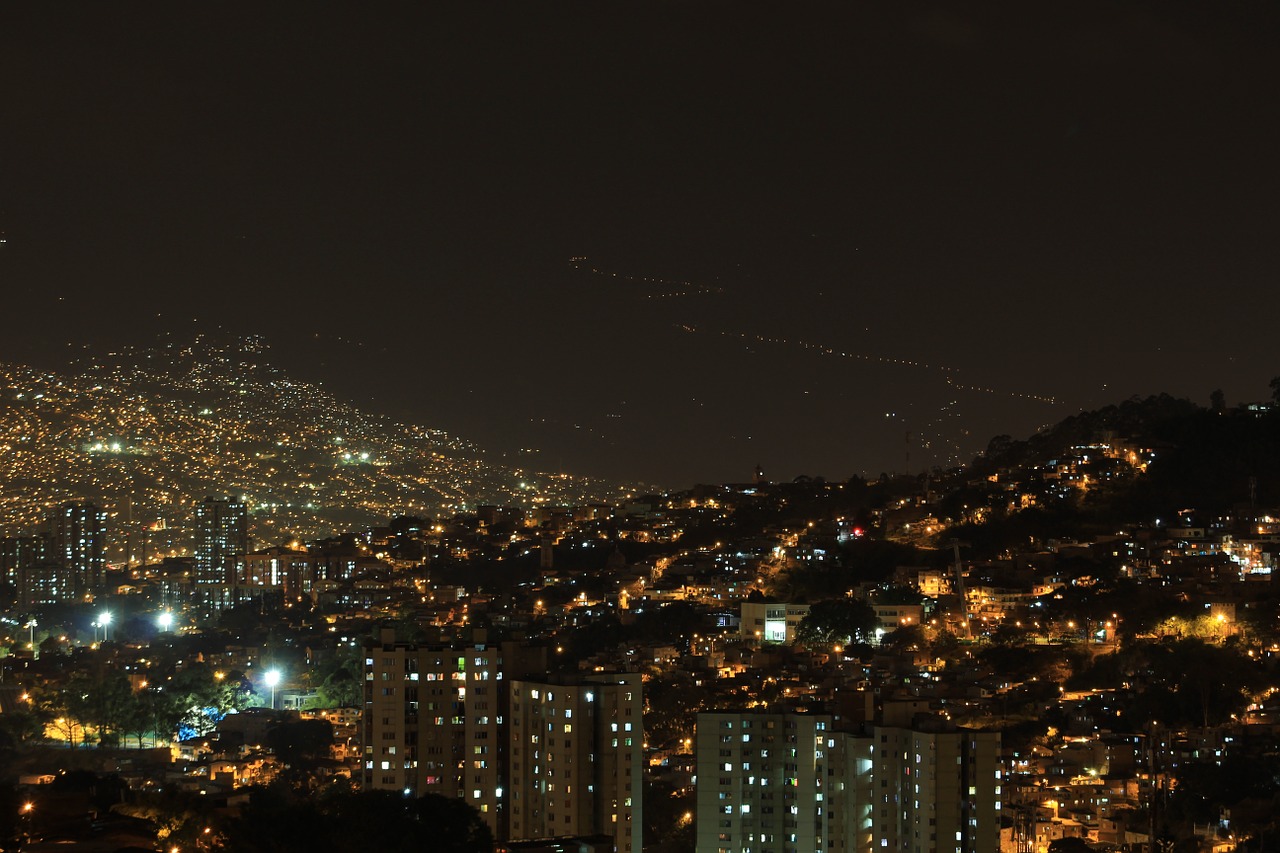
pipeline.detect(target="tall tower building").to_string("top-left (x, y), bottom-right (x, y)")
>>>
top-left (872, 724), bottom-right (1001, 853)
top-left (362, 629), bottom-right (642, 852)
top-left (696, 711), bottom-right (871, 853)
top-left (2, 534), bottom-right (47, 592)
top-left (11, 532), bottom-right (70, 609)
top-left (508, 673), bottom-right (644, 853)
top-left (48, 502), bottom-right (107, 597)
top-left (694, 712), bottom-right (999, 853)
top-left (193, 497), bottom-right (248, 587)
top-left (362, 628), bottom-right (547, 841)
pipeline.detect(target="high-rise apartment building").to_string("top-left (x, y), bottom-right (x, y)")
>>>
top-left (12, 534), bottom-right (73, 610)
top-left (2, 534), bottom-right (48, 606)
top-left (694, 711), bottom-right (999, 853)
top-left (508, 673), bottom-right (644, 853)
top-left (241, 545), bottom-right (317, 597)
top-left (1, 535), bottom-right (41, 585)
top-left (872, 725), bottom-right (1001, 853)
top-left (193, 497), bottom-right (248, 587)
top-left (362, 629), bottom-right (643, 852)
top-left (362, 629), bottom-right (547, 840)
top-left (48, 501), bottom-right (107, 597)
top-left (14, 502), bottom-right (106, 608)
top-left (696, 711), bottom-right (871, 853)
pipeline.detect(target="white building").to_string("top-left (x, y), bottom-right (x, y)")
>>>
top-left (740, 602), bottom-right (811, 644)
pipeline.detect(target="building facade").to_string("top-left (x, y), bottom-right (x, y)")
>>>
top-left (695, 711), bottom-right (999, 853)
top-left (362, 629), bottom-right (642, 852)
top-left (4, 534), bottom-right (56, 608)
top-left (696, 711), bottom-right (870, 853)
top-left (509, 673), bottom-right (644, 853)
top-left (872, 725), bottom-right (1001, 853)
top-left (362, 629), bottom-right (546, 841)
top-left (193, 496), bottom-right (248, 588)
top-left (740, 602), bottom-right (811, 644)
top-left (49, 501), bottom-right (107, 597)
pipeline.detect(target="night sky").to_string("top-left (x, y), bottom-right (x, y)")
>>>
top-left (3, 2), bottom-right (1278, 487)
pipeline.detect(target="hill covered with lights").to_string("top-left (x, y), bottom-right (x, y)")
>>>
top-left (0, 335), bottom-right (630, 551)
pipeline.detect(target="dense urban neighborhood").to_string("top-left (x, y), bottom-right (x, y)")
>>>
top-left (4, 370), bottom-right (1280, 853)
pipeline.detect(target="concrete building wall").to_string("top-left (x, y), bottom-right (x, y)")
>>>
top-left (696, 713), bottom-right (998, 853)
top-left (695, 711), bottom-right (844, 853)
top-left (509, 673), bottom-right (643, 853)
top-left (362, 631), bottom-right (546, 842)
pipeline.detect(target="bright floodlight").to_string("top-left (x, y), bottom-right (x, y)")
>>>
top-left (264, 668), bottom-right (282, 711)
top-left (99, 611), bottom-right (113, 626)
top-left (157, 611), bottom-right (174, 630)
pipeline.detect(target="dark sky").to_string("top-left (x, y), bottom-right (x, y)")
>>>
top-left (3, 2), bottom-right (1278, 487)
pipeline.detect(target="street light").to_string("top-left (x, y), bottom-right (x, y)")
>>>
top-left (99, 611), bottom-right (113, 643)
top-left (26, 619), bottom-right (38, 660)
top-left (157, 611), bottom-right (175, 632)
top-left (264, 669), bottom-right (281, 710)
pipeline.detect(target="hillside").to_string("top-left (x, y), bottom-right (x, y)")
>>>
top-left (0, 335), bottom-right (627, 552)
top-left (936, 390), bottom-right (1280, 555)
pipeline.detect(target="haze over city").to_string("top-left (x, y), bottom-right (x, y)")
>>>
top-left (6, 6), bottom-right (1280, 853)
top-left (5, 3), bottom-right (1278, 486)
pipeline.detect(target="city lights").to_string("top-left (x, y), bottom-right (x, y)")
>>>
top-left (95, 611), bottom-right (112, 643)
top-left (2, 6), bottom-right (1276, 853)
top-left (264, 669), bottom-right (281, 710)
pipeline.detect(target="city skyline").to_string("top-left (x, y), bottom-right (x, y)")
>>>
top-left (3, 380), bottom-right (1280, 850)
top-left (4, 3), bottom-right (1278, 485)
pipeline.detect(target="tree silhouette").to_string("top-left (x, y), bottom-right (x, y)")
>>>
top-left (795, 599), bottom-right (880, 646)
top-left (218, 788), bottom-right (492, 853)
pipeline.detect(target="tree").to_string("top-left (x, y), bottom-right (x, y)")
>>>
top-left (880, 624), bottom-right (927, 652)
top-left (929, 628), bottom-right (961, 659)
top-left (75, 671), bottom-right (135, 747)
top-left (267, 719), bottom-right (333, 772)
top-left (1271, 375), bottom-right (1280, 404)
top-left (166, 663), bottom-right (255, 739)
top-left (120, 690), bottom-right (154, 749)
top-left (644, 674), bottom-right (709, 747)
top-left (217, 789), bottom-right (492, 853)
top-left (984, 434), bottom-right (1016, 460)
top-left (645, 779), bottom-right (696, 853)
top-left (795, 599), bottom-right (880, 647)
top-left (314, 667), bottom-right (361, 708)
top-left (0, 701), bottom-right (47, 755)
top-left (308, 643), bottom-right (363, 709)
top-left (408, 793), bottom-right (494, 853)
top-left (1160, 638), bottom-right (1263, 727)
top-left (120, 688), bottom-right (174, 749)
top-left (876, 585), bottom-right (926, 606)
top-left (43, 677), bottom-right (98, 747)
top-left (1074, 638), bottom-right (1266, 728)
top-left (113, 787), bottom-right (220, 847)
